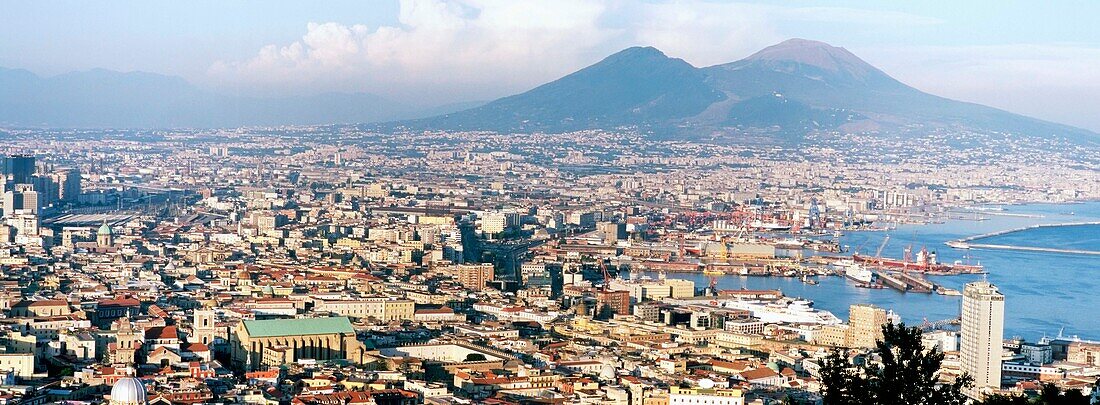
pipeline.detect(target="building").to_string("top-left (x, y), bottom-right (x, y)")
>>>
top-left (192, 310), bottom-right (216, 346)
top-left (6, 155), bottom-right (34, 185)
top-left (1020, 342), bottom-right (1052, 365)
top-left (55, 168), bottom-right (81, 202)
top-left (314, 298), bottom-right (414, 322)
top-left (98, 221), bottom-right (114, 247)
top-left (1067, 341), bottom-right (1100, 366)
top-left (961, 281), bottom-right (1005, 399)
top-left (669, 385), bottom-right (744, 405)
top-left (846, 304), bottom-right (888, 349)
top-left (596, 290), bottom-right (631, 316)
top-left (230, 316), bottom-right (367, 371)
top-left (597, 221), bottom-right (625, 245)
top-left (3, 187), bottom-right (38, 216)
top-left (481, 212), bottom-right (508, 234)
top-left (448, 264), bottom-right (494, 291)
top-left (108, 376), bottom-right (148, 405)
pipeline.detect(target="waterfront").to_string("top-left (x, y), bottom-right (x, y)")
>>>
top-left (643, 201), bottom-right (1100, 340)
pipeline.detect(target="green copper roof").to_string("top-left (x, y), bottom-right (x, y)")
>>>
top-left (243, 317), bottom-right (355, 338)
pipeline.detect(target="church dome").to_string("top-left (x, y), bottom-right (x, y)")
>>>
top-left (98, 222), bottom-right (113, 236)
top-left (110, 377), bottom-right (147, 405)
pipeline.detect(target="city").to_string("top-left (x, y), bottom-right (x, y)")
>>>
top-left (2, 2), bottom-right (1100, 405)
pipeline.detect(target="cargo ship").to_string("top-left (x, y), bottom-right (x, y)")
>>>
top-left (833, 259), bottom-right (874, 283)
top-left (852, 246), bottom-right (983, 274)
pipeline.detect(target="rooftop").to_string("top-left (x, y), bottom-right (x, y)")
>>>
top-left (243, 316), bottom-right (355, 338)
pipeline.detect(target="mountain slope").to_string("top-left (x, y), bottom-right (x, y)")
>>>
top-left (702, 39), bottom-right (1092, 138)
top-left (405, 39), bottom-right (1094, 140)
top-left (408, 47), bottom-right (726, 132)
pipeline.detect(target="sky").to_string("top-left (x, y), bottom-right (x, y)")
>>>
top-left (3, 0), bottom-right (1100, 131)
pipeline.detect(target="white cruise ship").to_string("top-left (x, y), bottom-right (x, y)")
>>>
top-left (717, 298), bottom-right (842, 325)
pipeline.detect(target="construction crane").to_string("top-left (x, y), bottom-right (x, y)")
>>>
top-left (600, 260), bottom-right (613, 293)
top-left (874, 235), bottom-right (891, 264)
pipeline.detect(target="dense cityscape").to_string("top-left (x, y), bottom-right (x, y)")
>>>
top-left (5, 1), bottom-right (1100, 404)
top-left (0, 126), bottom-right (1092, 404)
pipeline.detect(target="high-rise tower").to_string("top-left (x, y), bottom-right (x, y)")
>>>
top-left (960, 281), bottom-right (1005, 399)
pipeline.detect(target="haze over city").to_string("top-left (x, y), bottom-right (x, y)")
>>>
top-left (0, 2), bottom-right (1098, 405)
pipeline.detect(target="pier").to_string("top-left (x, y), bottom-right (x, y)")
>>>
top-left (874, 271), bottom-right (934, 293)
top-left (946, 221), bottom-right (1100, 256)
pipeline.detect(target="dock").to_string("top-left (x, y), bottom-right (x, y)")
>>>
top-left (956, 243), bottom-right (1100, 256)
top-left (946, 221), bottom-right (1100, 256)
top-left (874, 270), bottom-right (934, 293)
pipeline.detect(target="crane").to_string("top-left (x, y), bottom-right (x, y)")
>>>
top-left (600, 260), bottom-right (613, 293)
top-left (874, 235), bottom-right (891, 263)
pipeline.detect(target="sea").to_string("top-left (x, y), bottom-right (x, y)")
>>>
top-left (635, 201), bottom-right (1100, 341)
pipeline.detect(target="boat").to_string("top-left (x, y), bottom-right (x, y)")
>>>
top-left (938, 288), bottom-right (962, 296)
top-left (945, 240), bottom-right (970, 249)
top-left (844, 264), bottom-right (875, 284)
top-left (750, 220), bottom-right (791, 231)
top-left (775, 238), bottom-right (804, 249)
top-left (711, 298), bottom-right (842, 325)
top-left (852, 249), bottom-right (984, 274)
top-left (834, 259), bottom-right (875, 283)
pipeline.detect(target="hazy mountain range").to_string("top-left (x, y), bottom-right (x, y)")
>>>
top-left (0, 67), bottom-right (476, 128)
top-left (1, 38), bottom-right (1095, 141)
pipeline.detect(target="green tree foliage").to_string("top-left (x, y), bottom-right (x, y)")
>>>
top-left (595, 304), bottom-right (616, 321)
top-left (977, 383), bottom-right (1095, 405)
top-left (820, 323), bottom-right (971, 405)
top-left (465, 353), bottom-right (487, 362)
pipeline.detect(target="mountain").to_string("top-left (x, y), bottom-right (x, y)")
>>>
top-left (702, 39), bottom-right (1090, 137)
top-left (402, 39), bottom-right (1095, 140)
top-left (409, 47), bottom-right (725, 132)
top-left (0, 68), bottom-right (459, 128)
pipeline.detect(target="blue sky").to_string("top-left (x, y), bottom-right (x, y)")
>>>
top-left (4, 0), bottom-right (1100, 131)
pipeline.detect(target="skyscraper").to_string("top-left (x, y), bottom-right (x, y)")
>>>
top-left (961, 281), bottom-right (1005, 399)
top-left (6, 155), bottom-right (35, 185)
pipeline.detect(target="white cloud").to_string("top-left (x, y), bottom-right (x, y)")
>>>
top-left (209, 0), bottom-right (619, 104)
top-left (627, 2), bottom-right (781, 67)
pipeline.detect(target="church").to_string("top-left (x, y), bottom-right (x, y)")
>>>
top-left (229, 316), bottom-right (367, 371)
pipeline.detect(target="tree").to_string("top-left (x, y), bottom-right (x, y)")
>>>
top-left (594, 304), bottom-right (615, 321)
top-left (977, 395), bottom-right (1030, 405)
top-left (820, 350), bottom-right (867, 405)
top-left (976, 383), bottom-right (1094, 405)
top-left (819, 322), bottom-right (971, 405)
top-left (465, 353), bottom-right (487, 362)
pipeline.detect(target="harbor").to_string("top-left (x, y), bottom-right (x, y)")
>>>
top-left (637, 202), bottom-right (1100, 339)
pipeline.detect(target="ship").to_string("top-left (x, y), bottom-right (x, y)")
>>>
top-left (715, 298), bottom-right (841, 324)
top-left (937, 288), bottom-right (962, 296)
top-left (845, 264), bottom-right (875, 284)
top-left (750, 220), bottom-right (791, 231)
top-left (852, 246), bottom-right (983, 274)
top-left (833, 259), bottom-right (874, 283)
top-left (945, 240), bottom-right (970, 249)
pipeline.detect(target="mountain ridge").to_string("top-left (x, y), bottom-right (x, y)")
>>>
top-left (0, 68), bottom-right (467, 128)
top-left (398, 39), bottom-right (1096, 141)
top-left (0, 39), bottom-right (1095, 142)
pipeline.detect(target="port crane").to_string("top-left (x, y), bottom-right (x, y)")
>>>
top-left (874, 235), bottom-right (891, 263)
